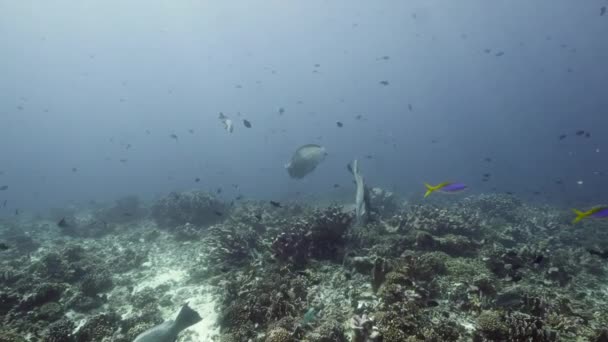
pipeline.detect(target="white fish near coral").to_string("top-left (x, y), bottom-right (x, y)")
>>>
top-left (285, 144), bottom-right (327, 179)
top-left (351, 159), bottom-right (367, 225)
top-left (218, 112), bottom-right (233, 133)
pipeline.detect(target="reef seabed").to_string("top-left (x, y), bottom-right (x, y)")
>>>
top-left (1, 192), bottom-right (608, 341)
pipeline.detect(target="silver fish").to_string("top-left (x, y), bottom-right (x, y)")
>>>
top-left (351, 160), bottom-right (367, 225)
top-left (133, 304), bottom-right (202, 342)
top-left (285, 144), bottom-right (327, 179)
top-left (218, 112), bottom-right (233, 133)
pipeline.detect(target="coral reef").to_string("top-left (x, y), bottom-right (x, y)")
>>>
top-left (271, 205), bottom-right (353, 267)
top-left (1, 192), bottom-right (607, 342)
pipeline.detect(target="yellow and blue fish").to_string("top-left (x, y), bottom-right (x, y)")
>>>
top-left (424, 182), bottom-right (467, 198)
top-left (572, 206), bottom-right (608, 224)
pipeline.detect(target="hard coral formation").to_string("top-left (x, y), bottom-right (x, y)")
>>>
top-left (351, 314), bottom-right (380, 342)
top-left (368, 187), bottom-right (400, 217)
top-left (200, 224), bottom-right (258, 273)
top-left (271, 205), bottom-right (353, 267)
top-left (43, 319), bottom-right (75, 342)
top-left (74, 311), bottom-right (120, 342)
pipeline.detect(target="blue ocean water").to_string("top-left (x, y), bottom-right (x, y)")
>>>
top-left (1, 1), bottom-right (606, 215)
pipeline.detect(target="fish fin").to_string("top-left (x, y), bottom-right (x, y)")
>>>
top-left (424, 183), bottom-right (441, 198)
top-left (173, 304), bottom-right (202, 333)
top-left (572, 208), bottom-right (589, 224)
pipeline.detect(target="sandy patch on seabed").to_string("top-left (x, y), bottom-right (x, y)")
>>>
top-left (125, 244), bottom-right (220, 341)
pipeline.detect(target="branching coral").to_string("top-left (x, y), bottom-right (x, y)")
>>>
top-left (271, 205), bottom-right (353, 267)
top-left (351, 314), bottom-right (380, 342)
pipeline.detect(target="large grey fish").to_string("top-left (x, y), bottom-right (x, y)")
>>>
top-left (285, 144), bottom-right (327, 179)
top-left (133, 304), bottom-right (202, 342)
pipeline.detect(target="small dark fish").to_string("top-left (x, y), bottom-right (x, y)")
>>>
top-left (336, 121), bottom-right (343, 127)
top-left (0, 242), bottom-right (9, 251)
top-left (483, 157), bottom-right (492, 162)
top-left (365, 155), bottom-right (373, 159)
top-left (243, 119), bottom-right (252, 128)
top-left (333, 184), bottom-right (340, 188)
top-left (235, 195), bottom-right (243, 200)
top-left (15, 209), bottom-right (19, 216)
top-left (213, 210), bottom-right (223, 216)
top-left (189, 129), bottom-right (195, 134)
top-left (431, 139), bottom-right (438, 144)
top-left (314, 63), bottom-right (321, 68)
top-left (2, 200), bottom-right (6, 207)
top-left (495, 51), bottom-right (504, 57)
top-left (216, 187), bottom-right (222, 194)
top-left (483, 173), bottom-right (491, 178)
top-left (126, 144), bottom-right (131, 149)
top-left (0, 185), bottom-right (8, 191)
top-left (576, 130), bottom-right (585, 136)
top-left (554, 179), bottom-right (563, 185)
top-left (379, 56), bottom-right (390, 60)
top-left (585, 132), bottom-right (591, 138)
top-left (533, 254), bottom-right (544, 264)
top-left (57, 218), bottom-right (70, 228)
top-left (146, 130), bottom-right (151, 135)
top-left (346, 163), bottom-right (353, 174)
top-left (505, 192), bottom-right (514, 195)
top-left (355, 115), bottom-right (363, 120)
top-left (484, 48), bottom-right (491, 54)
top-left (533, 191), bottom-right (541, 195)
top-left (170, 134), bottom-right (179, 140)
top-left (254, 213), bottom-right (262, 221)
top-left (270, 201), bottom-right (282, 208)
top-left (588, 249), bottom-right (608, 259)
top-left (119, 159), bottom-right (128, 163)
top-left (278, 107), bottom-right (285, 115)
top-left (232, 184), bottom-right (239, 189)
top-left (558, 134), bottom-right (567, 140)
top-left (408, 104), bottom-right (413, 111)
top-left (235, 84), bottom-right (242, 88)
top-left (379, 80), bottom-right (389, 86)
top-left (195, 178), bottom-right (200, 183)
top-left (426, 300), bottom-right (439, 307)
top-left (72, 167), bottom-right (78, 172)
top-left (601, 6), bottom-right (606, 16)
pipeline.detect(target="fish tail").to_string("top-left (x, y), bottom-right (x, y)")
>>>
top-left (173, 304), bottom-right (202, 333)
top-left (424, 183), bottom-right (441, 198)
top-left (572, 208), bottom-right (590, 224)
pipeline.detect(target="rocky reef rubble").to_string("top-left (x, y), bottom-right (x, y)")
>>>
top-left (151, 190), bottom-right (227, 229)
top-left (1, 190), bottom-right (608, 341)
